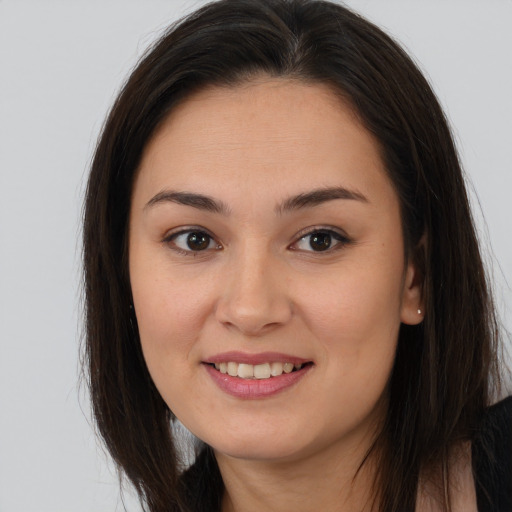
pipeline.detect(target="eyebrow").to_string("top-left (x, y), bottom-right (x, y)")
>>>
top-left (276, 186), bottom-right (368, 214)
top-left (144, 190), bottom-right (230, 215)
top-left (144, 186), bottom-right (368, 215)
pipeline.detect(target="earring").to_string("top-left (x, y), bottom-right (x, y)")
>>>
top-left (417, 309), bottom-right (422, 315)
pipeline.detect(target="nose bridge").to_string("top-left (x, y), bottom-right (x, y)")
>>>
top-left (216, 239), bottom-right (292, 335)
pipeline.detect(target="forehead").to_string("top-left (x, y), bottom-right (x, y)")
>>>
top-left (134, 79), bottom-right (394, 212)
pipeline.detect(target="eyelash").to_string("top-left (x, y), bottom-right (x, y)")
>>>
top-left (162, 226), bottom-right (351, 256)
top-left (291, 227), bottom-right (351, 253)
top-left (162, 227), bottom-right (221, 256)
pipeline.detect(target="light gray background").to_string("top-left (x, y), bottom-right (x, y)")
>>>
top-left (1, 1), bottom-right (511, 511)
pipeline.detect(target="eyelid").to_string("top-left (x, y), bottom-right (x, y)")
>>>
top-left (289, 225), bottom-right (351, 252)
top-left (162, 225), bottom-right (215, 242)
top-left (162, 226), bottom-right (222, 255)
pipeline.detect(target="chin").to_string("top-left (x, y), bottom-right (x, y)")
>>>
top-left (213, 440), bottom-right (307, 463)
top-left (198, 424), bottom-right (318, 464)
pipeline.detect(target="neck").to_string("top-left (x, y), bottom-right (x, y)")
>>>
top-left (216, 433), bottom-right (381, 512)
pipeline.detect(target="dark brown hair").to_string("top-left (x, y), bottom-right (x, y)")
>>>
top-left (83, 1), bottom-right (501, 510)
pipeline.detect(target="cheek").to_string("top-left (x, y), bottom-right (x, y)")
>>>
top-left (129, 254), bottom-right (215, 386)
top-left (296, 265), bottom-right (403, 426)
top-left (295, 251), bottom-right (405, 387)
top-left (298, 264), bottom-right (404, 340)
top-left (133, 278), bottom-right (206, 351)
top-left (130, 273), bottom-right (214, 415)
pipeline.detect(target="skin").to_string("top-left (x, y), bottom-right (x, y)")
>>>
top-left (128, 79), bottom-right (473, 511)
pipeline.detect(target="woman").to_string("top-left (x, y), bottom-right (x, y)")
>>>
top-left (82, 0), bottom-right (511, 510)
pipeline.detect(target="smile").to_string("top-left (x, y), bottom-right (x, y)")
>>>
top-left (210, 361), bottom-right (306, 379)
top-left (203, 355), bottom-right (313, 399)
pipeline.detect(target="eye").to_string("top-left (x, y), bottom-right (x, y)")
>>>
top-left (292, 229), bottom-right (349, 252)
top-left (164, 229), bottom-right (220, 253)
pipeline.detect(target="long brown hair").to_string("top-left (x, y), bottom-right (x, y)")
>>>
top-left (82, 1), bottom-right (501, 510)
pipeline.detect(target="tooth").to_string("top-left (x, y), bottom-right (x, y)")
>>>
top-left (294, 363), bottom-right (302, 370)
top-left (283, 362), bottom-right (294, 373)
top-left (227, 362), bottom-right (238, 377)
top-left (219, 362), bottom-right (227, 374)
top-left (214, 363), bottom-right (220, 370)
top-left (270, 362), bottom-right (284, 376)
top-left (254, 363), bottom-right (271, 379)
top-left (237, 363), bottom-right (254, 379)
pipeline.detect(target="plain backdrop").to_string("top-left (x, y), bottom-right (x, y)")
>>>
top-left (1, 1), bottom-right (511, 511)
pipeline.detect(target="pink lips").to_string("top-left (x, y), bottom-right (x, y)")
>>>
top-left (203, 351), bottom-right (313, 399)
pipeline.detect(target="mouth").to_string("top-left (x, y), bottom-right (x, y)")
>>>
top-left (205, 361), bottom-right (313, 380)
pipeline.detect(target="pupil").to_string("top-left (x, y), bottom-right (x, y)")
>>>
top-left (310, 232), bottom-right (331, 251)
top-left (187, 232), bottom-right (209, 251)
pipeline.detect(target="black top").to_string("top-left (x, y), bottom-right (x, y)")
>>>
top-left (473, 396), bottom-right (512, 511)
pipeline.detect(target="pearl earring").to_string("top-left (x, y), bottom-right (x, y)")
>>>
top-left (417, 309), bottom-right (422, 315)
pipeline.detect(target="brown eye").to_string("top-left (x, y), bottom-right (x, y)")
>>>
top-left (186, 231), bottom-right (211, 251)
top-left (168, 230), bottom-right (219, 253)
top-left (309, 232), bottom-right (332, 251)
top-left (293, 229), bottom-right (349, 253)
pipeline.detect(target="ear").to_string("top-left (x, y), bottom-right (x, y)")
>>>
top-left (400, 237), bottom-right (425, 325)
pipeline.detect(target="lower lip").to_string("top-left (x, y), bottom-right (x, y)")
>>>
top-left (204, 364), bottom-right (312, 399)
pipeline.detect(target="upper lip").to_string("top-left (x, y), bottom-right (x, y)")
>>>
top-left (203, 351), bottom-right (311, 366)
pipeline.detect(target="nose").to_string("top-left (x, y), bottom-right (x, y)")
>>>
top-left (215, 246), bottom-right (293, 337)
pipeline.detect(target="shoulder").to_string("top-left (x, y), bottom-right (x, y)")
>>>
top-left (472, 396), bottom-right (512, 512)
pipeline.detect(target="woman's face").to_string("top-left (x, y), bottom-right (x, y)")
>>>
top-left (129, 79), bottom-right (423, 463)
